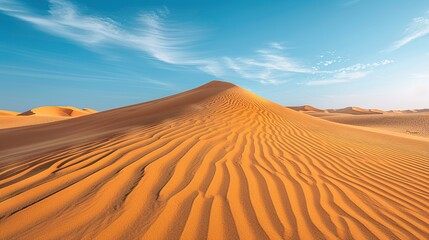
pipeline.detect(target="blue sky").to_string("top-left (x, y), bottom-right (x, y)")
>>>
top-left (1, 0), bottom-right (428, 111)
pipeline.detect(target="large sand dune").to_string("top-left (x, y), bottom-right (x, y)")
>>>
top-left (0, 81), bottom-right (428, 239)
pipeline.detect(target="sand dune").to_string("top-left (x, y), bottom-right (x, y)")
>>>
top-left (416, 109), bottom-right (429, 113)
top-left (0, 110), bottom-right (18, 116)
top-left (327, 107), bottom-right (384, 115)
top-left (387, 110), bottom-right (404, 114)
top-left (288, 106), bottom-right (385, 115)
top-left (82, 108), bottom-right (97, 114)
top-left (19, 106), bottom-right (95, 117)
top-left (0, 81), bottom-right (428, 240)
top-left (388, 109), bottom-right (429, 114)
top-left (313, 112), bottom-right (429, 138)
top-left (292, 107), bottom-right (429, 137)
top-left (289, 106), bottom-right (428, 115)
top-left (401, 110), bottom-right (418, 113)
top-left (0, 106), bottom-right (96, 129)
top-left (287, 105), bottom-right (326, 113)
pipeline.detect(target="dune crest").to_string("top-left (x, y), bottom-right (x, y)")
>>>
top-left (0, 81), bottom-right (428, 240)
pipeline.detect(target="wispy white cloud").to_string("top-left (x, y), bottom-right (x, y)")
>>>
top-left (223, 43), bottom-right (311, 84)
top-left (313, 51), bottom-right (345, 71)
top-left (0, 0), bottom-right (218, 74)
top-left (1, 0), bottom-right (122, 45)
top-left (335, 71), bottom-right (369, 79)
top-left (269, 42), bottom-right (284, 50)
top-left (227, 50), bottom-right (390, 86)
top-left (306, 59), bottom-right (392, 86)
top-left (389, 11), bottom-right (429, 51)
top-left (144, 78), bottom-right (171, 87)
top-left (306, 79), bottom-right (350, 86)
top-left (305, 71), bottom-right (368, 86)
top-left (320, 60), bottom-right (393, 74)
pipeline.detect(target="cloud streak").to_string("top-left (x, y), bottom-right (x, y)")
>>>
top-left (0, 0), bottom-right (219, 74)
top-left (223, 44), bottom-right (311, 85)
top-left (305, 71), bottom-right (368, 86)
top-left (305, 79), bottom-right (350, 86)
top-left (306, 60), bottom-right (392, 86)
top-left (389, 11), bottom-right (429, 51)
top-left (1, 0), bottom-right (122, 45)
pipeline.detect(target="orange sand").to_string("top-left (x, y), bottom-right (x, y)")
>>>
top-left (0, 81), bottom-right (428, 239)
top-left (0, 116), bottom-right (68, 129)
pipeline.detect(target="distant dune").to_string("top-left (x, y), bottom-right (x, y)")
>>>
top-left (416, 109), bottom-right (429, 113)
top-left (19, 106), bottom-right (96, 117)
top-left (313, 112), bottom-right (429, 138)
top-left (288, 106), bottom-right (386, 115)
top-left (289, 105), bottom-right (429, 115)
top-left (292, 106), bottom-right (429, 138)
top-left (290, 106), bottom-right (429, 137)
top-left (0, 110), bottom-right (19, 116)
top-left (0, 81), bottom-right (428, 239)
top-left (401, 110), bottom-right (418, 113)
top-left (327, 106), bottom-right (384, 115)
top-left (387, 110), bottom-right (404, 114)
top-left (0, 106), bottom-right (96, 129)
top-left (82, 108), bottom-right (97, 114)
top-left (388, 109), bottom-right (429, 113)
top-left (287, 105), bottom-right (326, 112)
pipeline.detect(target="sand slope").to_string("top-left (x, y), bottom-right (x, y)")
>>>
top-left (0, 81), bottom-right (428, 240)
top-left (0, 116), bottom-right (68, 130)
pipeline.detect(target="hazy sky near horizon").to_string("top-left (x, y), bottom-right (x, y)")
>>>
top-left (1, 0), bottom-right (429, 111)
